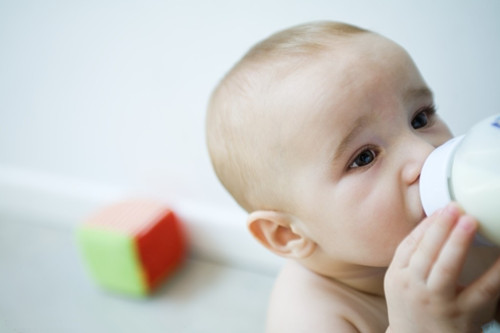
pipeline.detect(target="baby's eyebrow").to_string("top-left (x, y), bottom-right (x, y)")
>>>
top-left (404, 87), bottom-right (434, 103)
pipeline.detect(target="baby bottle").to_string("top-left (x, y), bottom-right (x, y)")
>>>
top-left (420, 114), bottom-right (500, 245)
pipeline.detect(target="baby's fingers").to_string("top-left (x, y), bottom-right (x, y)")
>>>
top-left (389, 213), bottom-right (433, 269)
top-left (427, 215), bottom-right (478, 293)
top-left (408, 205), bottom-right (461, 280)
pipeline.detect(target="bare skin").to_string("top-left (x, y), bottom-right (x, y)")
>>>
top-left (207, 24), bottom-right (500, 332)
top-left (256, 35), bottom-right (500, 332)
top-left (265, 206), bottom-right (500, 332)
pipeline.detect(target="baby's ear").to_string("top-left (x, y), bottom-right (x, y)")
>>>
top-left (247, 211), bottom-right (316, 259)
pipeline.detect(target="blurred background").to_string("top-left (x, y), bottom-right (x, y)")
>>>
top-left (1, 0), bottom-right (500, 332)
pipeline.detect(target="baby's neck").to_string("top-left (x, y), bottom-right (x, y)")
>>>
top-left (332, 266), bottom-right (387, 296)
top-left (304, 260), bottom-right (387, 296)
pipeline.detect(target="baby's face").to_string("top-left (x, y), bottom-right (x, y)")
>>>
top-left (274, 34), bottom-right (453, 269)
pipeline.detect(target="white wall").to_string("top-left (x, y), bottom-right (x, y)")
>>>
top-left (1, 0), bottom-right (500, 271)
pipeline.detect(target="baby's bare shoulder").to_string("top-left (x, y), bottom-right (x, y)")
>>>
top-left (266, 261), bottom-right (387, 333)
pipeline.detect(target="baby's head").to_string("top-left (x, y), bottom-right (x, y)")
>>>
top-left (206, 21), bottom-right (452, 274)
top-left (207, 22), bottom-right (368, 212)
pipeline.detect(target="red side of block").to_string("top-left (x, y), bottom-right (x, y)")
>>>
top-left (135, 210), bottom-right (186, 291)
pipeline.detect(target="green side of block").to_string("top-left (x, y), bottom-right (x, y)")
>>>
top-left (77, 226), bottom-right (147, 297)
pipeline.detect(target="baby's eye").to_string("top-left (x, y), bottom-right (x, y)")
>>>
top-left (411, 106), bottom-right (436, 129)
top-left (349, 148), bottom-right (377, 169)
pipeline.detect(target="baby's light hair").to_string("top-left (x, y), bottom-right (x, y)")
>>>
top-left (243, 21), bottom-right (367, 61)
top-left (206, 21), bottom-right (369, 212)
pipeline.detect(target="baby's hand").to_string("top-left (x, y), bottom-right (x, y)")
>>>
top-left (385, 203), bottom-right (500, 333)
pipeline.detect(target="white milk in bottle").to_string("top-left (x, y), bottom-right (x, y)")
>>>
top-left (420, 114), bottom-right (500, 245)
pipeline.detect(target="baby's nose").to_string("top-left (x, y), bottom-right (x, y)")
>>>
top-left (401, 137), bottom-right (435, 185)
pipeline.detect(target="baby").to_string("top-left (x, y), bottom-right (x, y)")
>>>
top-left (206, 21), bottom-right (500, 332)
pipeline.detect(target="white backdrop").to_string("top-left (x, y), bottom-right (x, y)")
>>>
top-left (1, 0), bottom-right (500, 223)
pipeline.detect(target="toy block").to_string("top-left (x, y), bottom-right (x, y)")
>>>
top-left (77, 200), bottom-right (187, 296)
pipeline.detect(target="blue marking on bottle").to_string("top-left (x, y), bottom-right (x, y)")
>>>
top-left (493, 116), bottom-right (500, 129)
